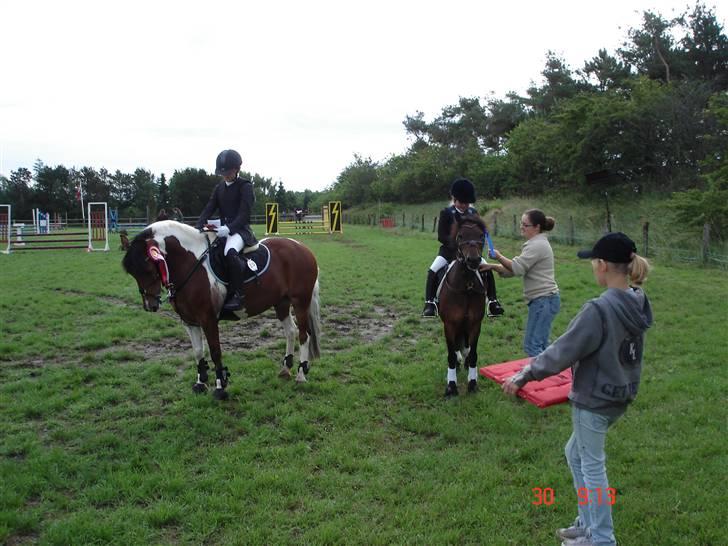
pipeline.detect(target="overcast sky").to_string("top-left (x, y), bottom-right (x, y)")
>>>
top-left (1, 0), bottom-right (721, 192)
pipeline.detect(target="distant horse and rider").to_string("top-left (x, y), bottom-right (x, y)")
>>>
top-left (155, 207), bottom-right (185, 222)
top-left (122, 220), bottom-right (321, 400)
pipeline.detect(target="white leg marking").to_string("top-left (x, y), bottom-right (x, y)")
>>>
top-left (185, 325), bottom-right (206, 361)
top-left (300, 335), bottom-right (310, 364)
top-left (282, 314), bottom-right (297, 357)
top-left (447, 368), bottom-right (457, 383)
top-left (468, 367), bottom-right (478, 381)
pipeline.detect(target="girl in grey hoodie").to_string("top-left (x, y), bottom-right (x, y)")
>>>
top-left (504, 232), bottom-right (653, 546)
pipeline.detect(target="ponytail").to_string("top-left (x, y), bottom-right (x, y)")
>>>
top-left (628, 254), bottom-right (651, 286)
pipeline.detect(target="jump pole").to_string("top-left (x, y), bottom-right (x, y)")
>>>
top-left (0, 204), bottom-right (10, 254)
top-left (87, 202), bottom-right (109, 251)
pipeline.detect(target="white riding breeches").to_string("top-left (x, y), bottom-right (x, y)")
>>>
top-left (429, 255), bottom-right (448, 272)
top-left (224, 233), bottom-right (243, 256)
top-left (430, 255), bottom-right (488, 272)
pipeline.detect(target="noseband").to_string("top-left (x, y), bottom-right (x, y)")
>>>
top-left (139, 274), bottom-right (163, 306)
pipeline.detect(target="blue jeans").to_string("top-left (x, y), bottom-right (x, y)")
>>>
top-left (523, 292), bottom-right (560, 357)
top-left (565, 406), bottom-right (621, 546)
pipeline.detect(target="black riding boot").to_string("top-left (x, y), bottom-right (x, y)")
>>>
top-left (223, 250), bottom-right (245, 311)
top-left (422, 269), bottom-right (439, 317)
top-left (484, 269), bottom-right (505, 317)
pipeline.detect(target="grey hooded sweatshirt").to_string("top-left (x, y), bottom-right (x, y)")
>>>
top-left (515, 287), bottom-right (653, 417)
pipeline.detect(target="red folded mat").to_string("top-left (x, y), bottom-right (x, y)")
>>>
top-left (479, 358), bottom-right (572, 408)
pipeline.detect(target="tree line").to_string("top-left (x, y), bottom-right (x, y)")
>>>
top-left (326, 3), bottom-right (727, 236)
top-left (0, 161), bottom-right (318, 221)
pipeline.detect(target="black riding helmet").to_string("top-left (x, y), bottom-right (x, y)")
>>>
top-left (450, 177), bottom-right (476, 204)
top-left (215, 149), bottom-right (243, 175)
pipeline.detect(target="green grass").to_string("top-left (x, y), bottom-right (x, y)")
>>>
top-left (1, 225), bottom-right (726, 545)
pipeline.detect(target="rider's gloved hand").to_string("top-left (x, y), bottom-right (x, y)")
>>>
top-left (216, 225), bottom-right (230, 238)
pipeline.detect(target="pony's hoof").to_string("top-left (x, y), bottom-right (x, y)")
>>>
top-left (295, 369), bottom-right (307, 383)
top-left (279, 367), bottom-right (292, 379)
top-left (467, 379), bottom-right (478, 393)
top-left (444, 381), bottom-right (459, 397)
top-left (192, 382), bottom-right (207, 394)
top-left (212, 388), bottom-right (229, 401)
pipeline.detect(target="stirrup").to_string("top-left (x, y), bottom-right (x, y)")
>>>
top-left (422, 301), bottom-right (438, 317)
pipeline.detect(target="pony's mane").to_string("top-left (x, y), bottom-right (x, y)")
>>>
top-left (121, 221), bottom-right (211, 276)
top-left (148, 220), bottom-right (200, 238)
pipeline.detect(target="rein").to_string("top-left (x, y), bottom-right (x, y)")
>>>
top-left (167, 237), bottom-right (218, 300)
top-left (444, 261), bottom-right (485, 295)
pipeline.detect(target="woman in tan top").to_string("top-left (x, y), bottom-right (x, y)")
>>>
top-left (481, 209), bottom-right (560, 356)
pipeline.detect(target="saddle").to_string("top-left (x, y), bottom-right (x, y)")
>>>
top-left (208, 239), bottom-right (271, 287)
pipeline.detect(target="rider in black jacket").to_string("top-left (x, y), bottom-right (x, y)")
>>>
top-left (196, 149), bottom-right (258, 311)
top-left (422, 178), bottom-right (505, 318)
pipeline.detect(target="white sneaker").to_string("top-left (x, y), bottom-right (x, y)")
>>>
top-left (561, 537), bottom-right (594, 546)
top-left (557, 524), bottom-right (587, 540)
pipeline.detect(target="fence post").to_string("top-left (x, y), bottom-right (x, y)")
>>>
top-left (433, 217), bottom-right (437, 232)
top-left (569, 216), bottom-right (575, 245)
top-left (642, 222), bottom-right (649, 257)
top-left (493, 212), bottom-right (498, 236)
top-left (421, 214), bottom-right (425, 231)
top-left (702, 223), bottom-right (710, 265)
top-left (513, 214), bottom-right (517, 236)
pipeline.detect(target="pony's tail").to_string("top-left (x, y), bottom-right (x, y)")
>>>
top-left (307, 276), bottom-right (321, 360)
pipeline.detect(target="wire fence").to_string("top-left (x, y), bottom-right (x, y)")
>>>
top-left (344, 211), bottom-right (728, 269)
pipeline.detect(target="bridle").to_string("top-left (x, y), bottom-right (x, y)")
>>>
top-left (140, 236), bottom-right (217, 306)
top-left (139, 273), bottom-right (163, 307)
top-left (456, 225), bottom-right (486, 272)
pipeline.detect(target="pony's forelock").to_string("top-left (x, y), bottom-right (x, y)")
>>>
top-left (460, 213), bottom-right (486, 233)
top-left (121, 228), bottom-right (153, 276)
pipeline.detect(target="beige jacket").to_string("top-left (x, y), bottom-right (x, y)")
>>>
top-left (504, 234), bottom-right (559, 302)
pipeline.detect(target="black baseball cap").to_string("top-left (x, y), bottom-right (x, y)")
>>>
top-left (577, 232), bottom-right (637, 263)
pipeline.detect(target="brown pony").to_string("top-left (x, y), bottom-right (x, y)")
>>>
top-left (122, 221), bottom-right (321, 400)
top-left (437, 213), bottom-right (487, 397)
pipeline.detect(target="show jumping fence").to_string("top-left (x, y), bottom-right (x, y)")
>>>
top-left (1, 202), bottom-right (109, 254)
top-left (264, 202), bottom-right (342, 236)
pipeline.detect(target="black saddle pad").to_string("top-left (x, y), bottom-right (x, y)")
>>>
top-left (208, 239), bottom-right (271, 285)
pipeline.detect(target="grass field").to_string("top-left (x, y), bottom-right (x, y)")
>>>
top-left (1, 224), bottom-right (727, 545)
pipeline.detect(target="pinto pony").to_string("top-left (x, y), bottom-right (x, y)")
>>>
top-left (122, 221), bottom-right (321, 400)
top-left (437, 213), bottom-right (488, 397)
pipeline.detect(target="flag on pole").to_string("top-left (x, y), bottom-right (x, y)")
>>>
top-left (77, 180), bottom-right (85, 221)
